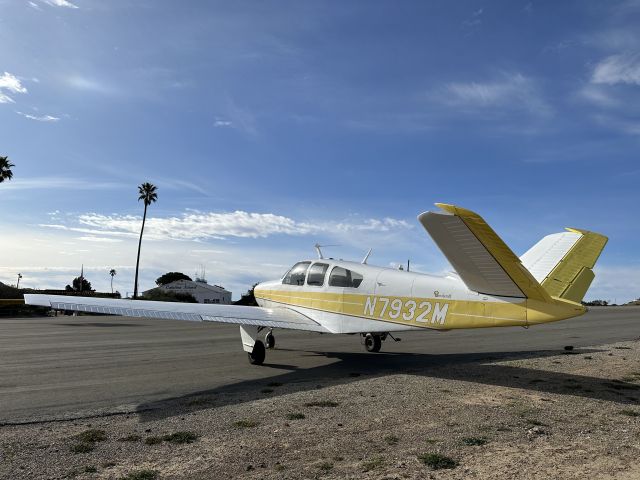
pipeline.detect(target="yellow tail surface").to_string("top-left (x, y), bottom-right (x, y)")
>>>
top-left (520, 227), bottom-right (608, 304)
top-left (540, 228), bottom-right (608, 303)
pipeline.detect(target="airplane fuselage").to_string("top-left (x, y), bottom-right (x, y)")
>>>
top-left (254, 259), bottom-right (587, 334)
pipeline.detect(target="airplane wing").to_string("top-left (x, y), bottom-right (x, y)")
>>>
top-left (23, 294), bottom-right (331, 333)
top-left (418, 203), bottom-right (551, 301)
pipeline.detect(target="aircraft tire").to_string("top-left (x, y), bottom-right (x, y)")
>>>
top-left (265, 332), bottom-right (276, 349)
top-left (364, 334), bottom-right (382, 353)
top-left (249, 340), bottom-right (266, 365)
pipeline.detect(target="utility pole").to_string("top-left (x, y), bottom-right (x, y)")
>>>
top-left (16, 273), bottom-right (22, 289)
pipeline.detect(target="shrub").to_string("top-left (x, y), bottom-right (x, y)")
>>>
top-left (418, 453), bottom-right (458, 470)
top-left (233, 420), bottom-right (259, 428)
top-left (304, 400), bottom-right (339, 407)
top-left (286, 413), bottom-right (305, 420)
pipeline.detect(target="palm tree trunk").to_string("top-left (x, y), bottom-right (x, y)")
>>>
top-left (133, 204), bottom-right (148, 299)
top-left (111, 276), bottom-right (114, 294)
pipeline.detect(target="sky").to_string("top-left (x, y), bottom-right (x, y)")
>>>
top-left (0, 0), bottom-right (639, 302)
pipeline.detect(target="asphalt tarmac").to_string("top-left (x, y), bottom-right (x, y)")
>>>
top-left (1, 306), bottom-right (639, 424)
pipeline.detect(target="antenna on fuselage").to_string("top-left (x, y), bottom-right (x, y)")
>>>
top-left (362, 248), bottom-right (372, 264)
top-left (314, 243), bottom-right (340, 259)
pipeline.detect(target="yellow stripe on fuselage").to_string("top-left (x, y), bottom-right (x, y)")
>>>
top-left (255, 289), bottom-right (530, 329)
top-left (254, 289), bottom-right (586, 330)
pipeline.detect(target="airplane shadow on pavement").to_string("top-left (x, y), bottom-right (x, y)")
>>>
top-left (136, 347), bottom-right (640, 421)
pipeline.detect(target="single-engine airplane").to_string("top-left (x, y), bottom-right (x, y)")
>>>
top-left (25, 203), bottom-right (607, 365)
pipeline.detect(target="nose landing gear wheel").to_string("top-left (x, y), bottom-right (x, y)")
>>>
top-left (364, 333), bottom-right (382, 353)
top-left (248, 340), bottom-right (266, 365)
top-left (265, 332), bottom-right (275, 349)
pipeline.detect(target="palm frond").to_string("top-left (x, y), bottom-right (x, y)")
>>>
top-left (137, 182), bottom-right (158, 205)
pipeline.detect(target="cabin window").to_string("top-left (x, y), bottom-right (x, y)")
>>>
top-left (328, 266), bottom-right (364, 288)
top-left (307, 263), bottom-right (329, 286)
top-left (282, 261), bottom-right (311, 286)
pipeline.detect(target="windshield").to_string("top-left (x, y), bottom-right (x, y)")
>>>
top-left (282, 262), bottom-right (311, 286)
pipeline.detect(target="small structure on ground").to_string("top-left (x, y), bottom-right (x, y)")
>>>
top-left (143, 279), bottom-right (232, 304)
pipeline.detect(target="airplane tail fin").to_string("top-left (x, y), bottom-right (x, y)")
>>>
top-left (418, 204), bottom-right (551, 301)
top-left (520, 228), bottom-right (608, 303)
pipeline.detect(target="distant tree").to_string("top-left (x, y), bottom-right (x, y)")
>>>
top-left (141, 289), bottom-right (197, 303)
top-left (233, 283), bottom-right (259, 306)
top-left (109, 269), bottom-right (117, 294)
top-left (133, 182), bottom-right (158, 299)
top-left (0, 156), bottom-right (14, 183)
top-left (582, 299), bottom-right (609, 306)
top-left (65, 276), bottom-right (94, 293)
top-left (155, 272), bottom-right (192, 286)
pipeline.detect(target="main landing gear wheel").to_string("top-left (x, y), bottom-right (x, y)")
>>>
top-left (248, 340), bottom-right (266, 365)
top-left (364, 333), bottom-right (382, 353)
top-left (265, 332), bottom-right (276, 349)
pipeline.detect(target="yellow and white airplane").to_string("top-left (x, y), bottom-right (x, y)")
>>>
top-left (25, 203), bottom-right (607, 365)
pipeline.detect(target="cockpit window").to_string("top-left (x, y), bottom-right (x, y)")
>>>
top-left (306, 263), bottom-right (329, 286)
top-left (328, 266), bottom-right (364, 288)
top-left (282, 261), bottom-right (311, 286)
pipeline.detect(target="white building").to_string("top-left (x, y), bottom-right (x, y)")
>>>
top-left (145, 280), bottom-right (232, 304)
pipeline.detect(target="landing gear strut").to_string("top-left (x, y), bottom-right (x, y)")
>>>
top-left (265, 331), bottom-right (276, 349)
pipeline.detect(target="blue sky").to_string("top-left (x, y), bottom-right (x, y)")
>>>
top-left (1, 0), bottom-right (639, 302)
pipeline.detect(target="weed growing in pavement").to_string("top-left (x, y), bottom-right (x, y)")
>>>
top-left (120, 470), bottom-right (158, 480)
top-left (620, 409), bottom-right (640, 417)
top-left (526, 419), bottom-right (545, 426)
top-left (286, 413), bottom-right (305, 420)
top-left (304, 400), bottom-right (339, 407)
top-left (144, 436), bottom-right (163, 445)
top-left (317, 462), bottom-right (333, 472)
top-left (362, 456), bottom-right (385, 472)
top-left (461, 437), bottom-right (488, 446)
top-left (384, 435), bottom-right (399, 445)
top-left (162, 432), bottom-right (199, 444)
top-left (418, 453), bottom-right (458, 470)
top-left (70, 442), bottom-right (94, 454)
top-left (233, 420), bottom-right (259, 428)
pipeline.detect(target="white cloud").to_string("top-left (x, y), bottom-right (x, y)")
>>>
top-left (589, 265), bottom-right (640, 304)
top-left (592, 52), bottom-right (640, 85)
top-left (28, 1), bottom-right (42, 10)
top-left (16, 111), bottom-right (60, 122)
top-left (77, 236), bottom-right (124, 243)
top-left (579, 85), bottom-right (620, 107)
top-left (42, 0), bottom-right (79, 8)
top-left (37, 210), bottom-right (413, 243)
top-left (0, 72), bottom-right (28, 104)
top-left (220, 98), bottom-right (258, 135)
top-left (66, 75), bottom-right (115, 95)
top-left (0, 177), bottom-right (124, 192)
top-left (440, 73), bottom-right (552, 116)
top-left (214, 119), bottom-right (233, 127)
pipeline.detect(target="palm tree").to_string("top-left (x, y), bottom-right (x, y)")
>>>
top-left (133, 182), bottom-right (158, 299)
top-left (109, 268), bottom-right (117, 294)
top-left (0, 156), bottom-right (14, 183)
